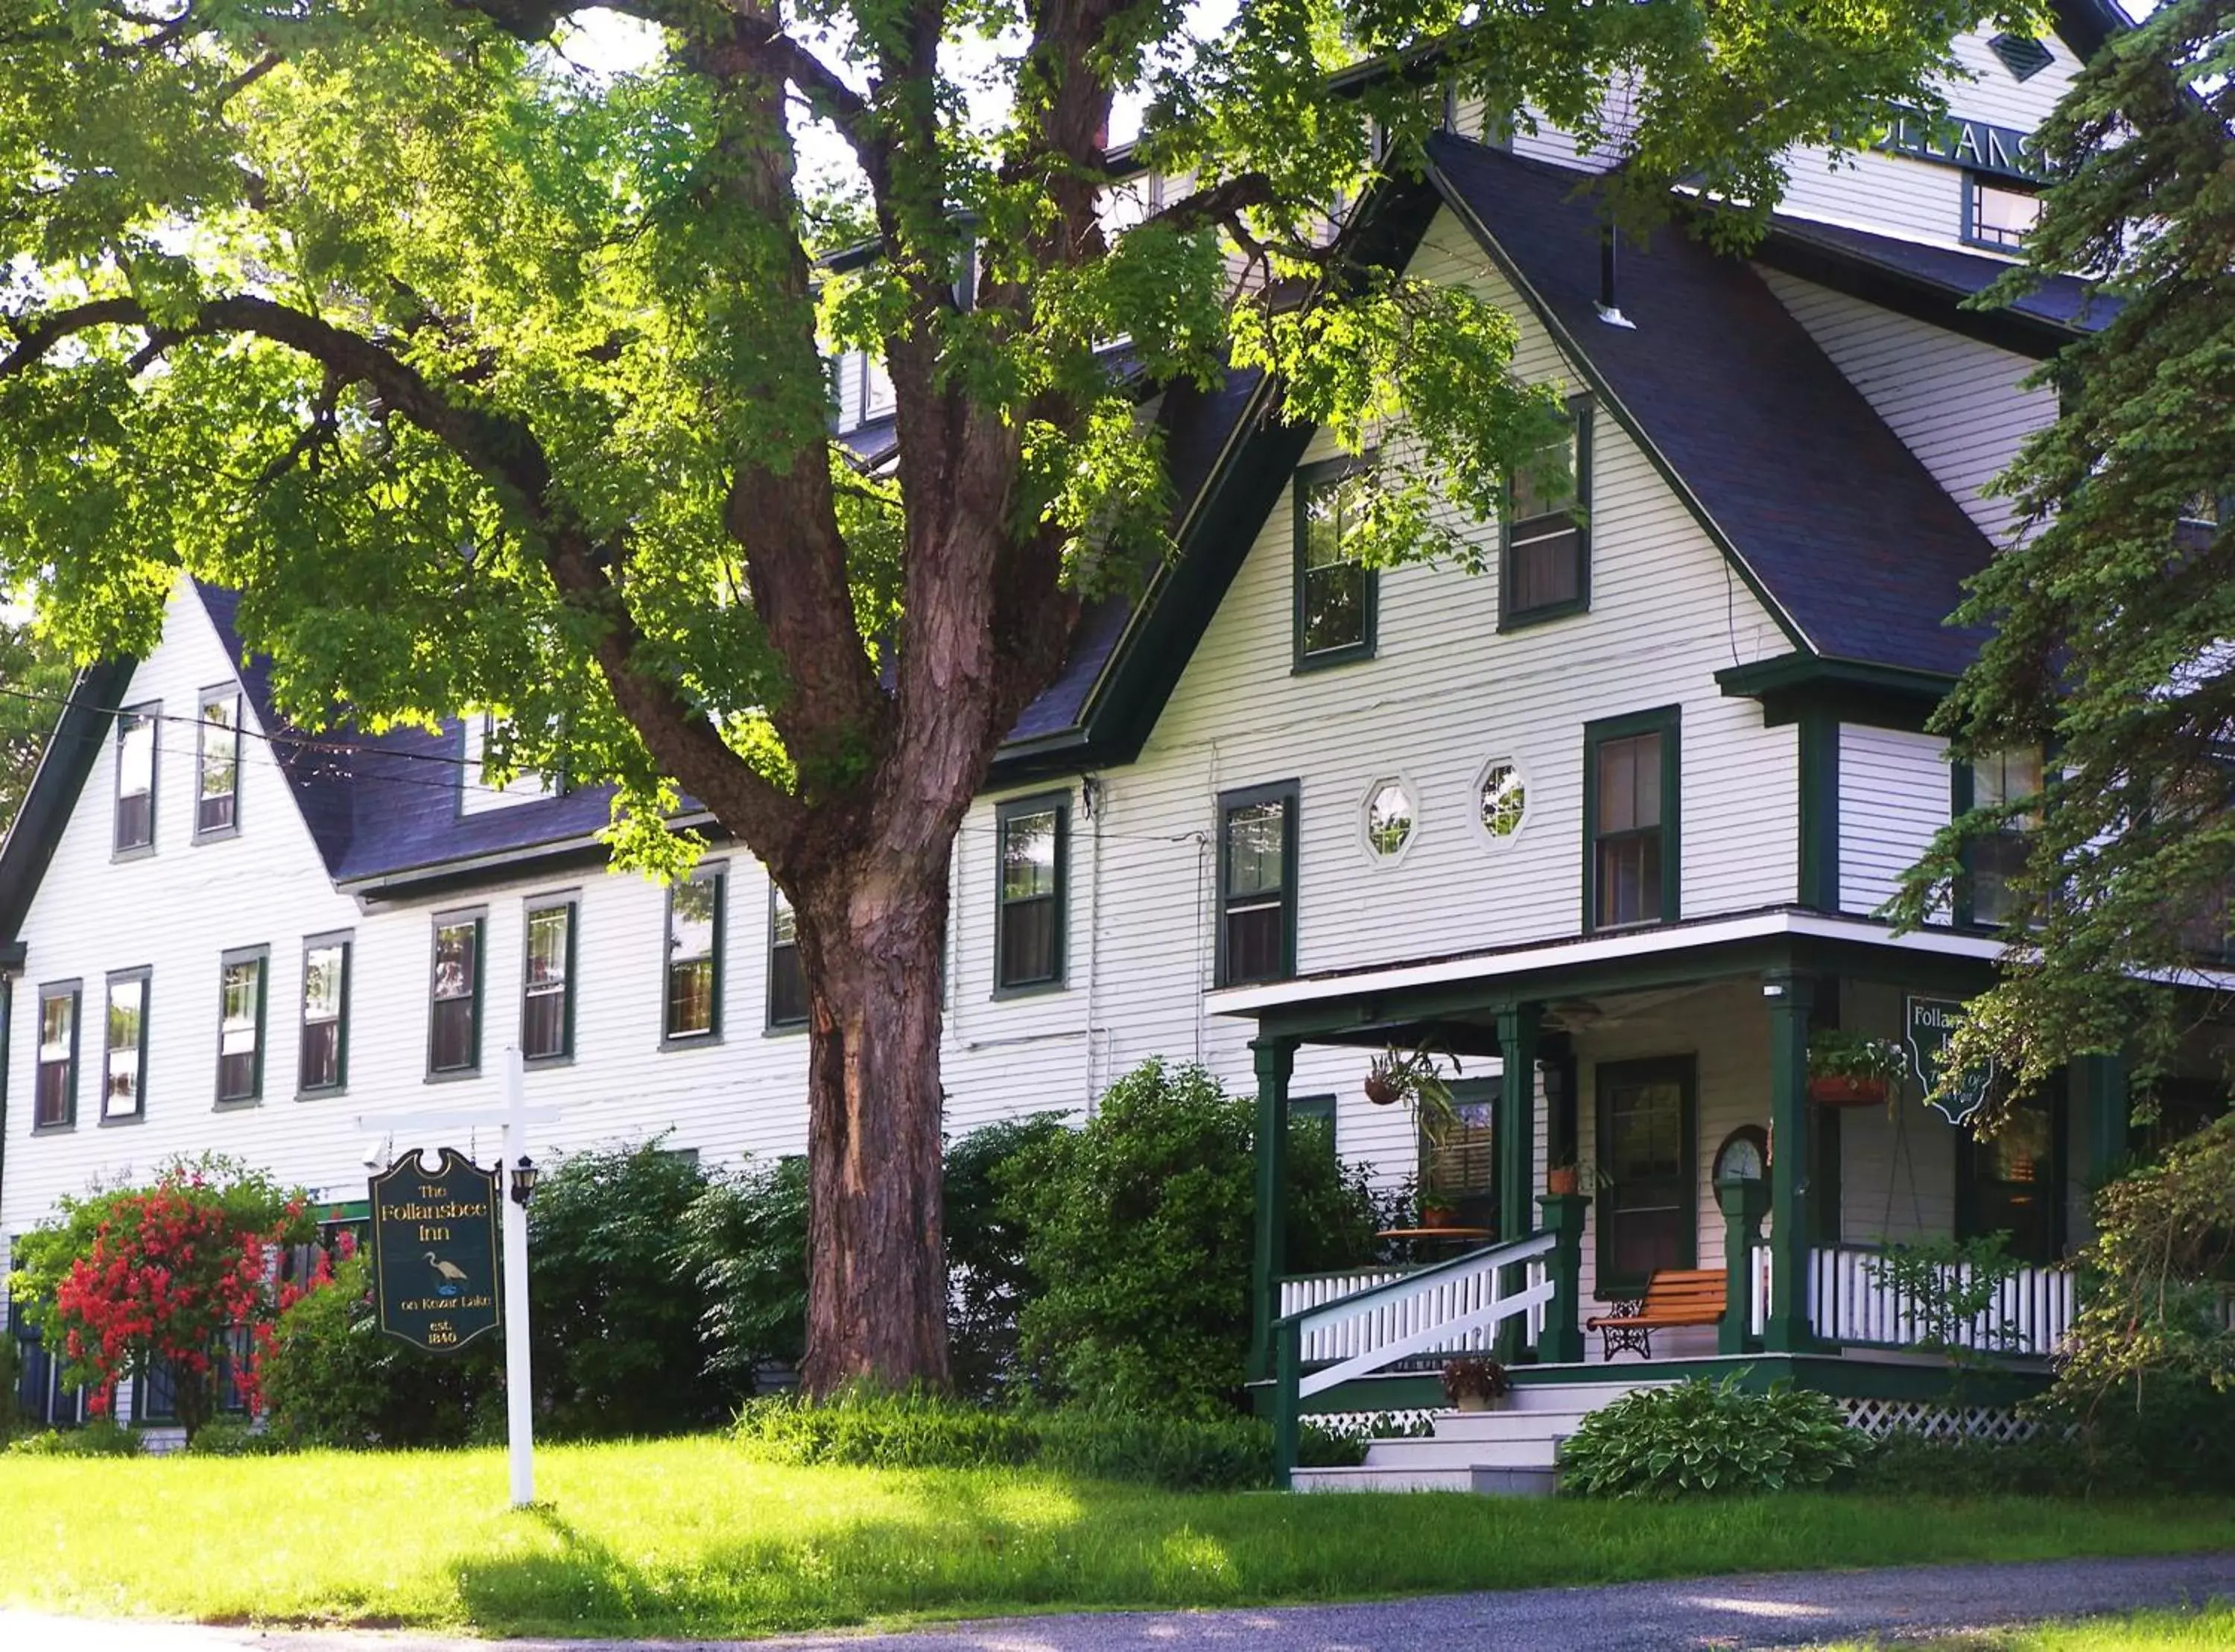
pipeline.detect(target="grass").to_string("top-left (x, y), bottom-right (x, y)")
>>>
top-left (0, 1438), bottom-right (2232, 1639)
top-left (1823, 1603), bottom-right (2235, 1649)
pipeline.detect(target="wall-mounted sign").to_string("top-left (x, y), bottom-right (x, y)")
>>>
top-left (370, 1147), bottom-right (502, 1354)
top-left (1871, 109), bottom-right (2043, 183)
top-left (1904, 995), bottom-right (1997, 1126)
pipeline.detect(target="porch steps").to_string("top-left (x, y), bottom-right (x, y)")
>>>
top-left (1290, 1378), bottom-right (1673, 1496)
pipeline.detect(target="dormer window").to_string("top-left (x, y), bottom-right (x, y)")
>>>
top-left (114, 703), bottom-right (157, 855)
top-left (197, 688), bottom-right (241, 839)
top-left (1293, 460), bottom-right (1378, 670)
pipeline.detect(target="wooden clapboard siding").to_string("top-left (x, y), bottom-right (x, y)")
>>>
top-left (1839, 725), bottom-right (1950, 920)
top-left (1758, 270), bottom-right (2055, 547)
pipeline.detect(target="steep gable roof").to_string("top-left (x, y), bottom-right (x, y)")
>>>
top-left (1423, 133), bottom-right (2000, 677)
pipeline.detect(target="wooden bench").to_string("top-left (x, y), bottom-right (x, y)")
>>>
top-left (1586, 1269), bottom-right (1728, 1360)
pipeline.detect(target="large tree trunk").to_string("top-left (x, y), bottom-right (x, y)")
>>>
top-left (796, 864), bottom-right (954, 1394)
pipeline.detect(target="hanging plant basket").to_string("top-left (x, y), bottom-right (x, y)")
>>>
top-left (1807, 1074), bottom-right (1889, 1108)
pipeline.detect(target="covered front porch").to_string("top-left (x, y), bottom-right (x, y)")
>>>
top-left (1220, 910), bottom-right (2143, 1478)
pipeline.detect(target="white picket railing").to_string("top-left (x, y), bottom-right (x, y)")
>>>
top-left (1806, 1245), bottom-right (2076, 1358)
top-left (1280, 1231), bottom-right (1557, 1400)
top-left (1278, 1267), bottom-right (1417, 1332)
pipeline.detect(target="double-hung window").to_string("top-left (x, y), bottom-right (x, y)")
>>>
top-left (522, 899), bottom-right (575, 1062)
top-left (103, 969), bottom-right (148, 1122)
top-left (114, 704), bottom-right (158, 854)
top-left (1293, 460), bottom-right (1378, 668)
top-left (196, 689), bottom-right (241, 839)
top-left (767, 886), bottom-right (808, 1031)
top-left (428, 914), bottom-right (484, 1076)
top-left (995, 795), bottom-right (1067, 992)
top-left (1585, 709), bottom-right (1680, 932)
top-left (665, 867), bottom-right (724, 1043)
top-left (35, 983), bottom-right (78, 1128)
top-left (1596, 1057), bottom-right (1696, 1294)
top-left (1502, 397), bottom-right (1591, 627)
top-left (299, 934), bottom-right (350, 1093)
top-left (1961, 746), bottom-right (2043, 928)
top-left (216, 948), bottom-right (266, 1104)
top-left (1217, 783), bottom-right (1298, 986)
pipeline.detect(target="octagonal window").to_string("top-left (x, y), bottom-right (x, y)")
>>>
top-left (1366, 779), bottom-right (1415, 858)
top-left (1480, 762), bottom-right (1527, 839)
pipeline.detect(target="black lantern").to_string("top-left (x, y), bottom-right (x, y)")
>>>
top-left (509, 1154), bottom-right (539, 1208)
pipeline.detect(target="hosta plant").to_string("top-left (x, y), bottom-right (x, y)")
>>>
top-left (1559, 1374), bottom-right (1862, 1499)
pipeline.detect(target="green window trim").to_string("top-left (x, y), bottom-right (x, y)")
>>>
top-left (663, 865), bottom-right (726, 1046)
top-left (766, 883), bottom-right (808, 1034)
top-left (427, 911), bottom-right (486, 1078)
top-left (522, 897), bottom-right (577, 1064)
top-left (1582, 705), bottom-right (1682, 934)
top-left (993, 792), bottom-right (1070, 995)
top-left (298, 932), bottom-right (352, 1096)
top-left (1291, 456), bottom-right (1379, 671)
top-left (101, 967), bottom-right (150, 1125)
top-left (1216, 780), bottom-right (1300, 988)
top-left (194, 685), bottom-right (243, 843)
top-left (1499, 394), bottom-right (1593, 632)
top-left (33, 979), bottom-right (80, 1131)
top-left (1951, 746), bottom-right (2042, 931)
top-left (1594, 1054), bottom-right (1699, 1297)
top-left (215, 945), bottom-right (268, 1107)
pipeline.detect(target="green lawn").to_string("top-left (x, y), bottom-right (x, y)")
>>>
top-left (1, 1439), bottom-right (2231, 1639)
top-left (1823, 1603), bottom-right (2235, 1650)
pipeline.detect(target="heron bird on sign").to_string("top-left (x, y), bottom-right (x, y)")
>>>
top-left (426, 1254), bottom-right (472, 1285)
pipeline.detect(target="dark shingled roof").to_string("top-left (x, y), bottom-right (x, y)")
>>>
top-left (1762, 213), bottom-right (2122, 337)
top-left (1424, 133), bottom-right (1999, 677)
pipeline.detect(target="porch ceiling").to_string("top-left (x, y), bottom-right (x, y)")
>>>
top-left (1213, 908), bottom-right (2022, 1045)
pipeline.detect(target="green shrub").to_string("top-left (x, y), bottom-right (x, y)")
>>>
top-left (1001, 1060), bottom-right (1386, 1418)
top-left (530, 1138), bottom-right (741, 1437)
top-left (678, 1154), bottom-right (811, 1385)
top-left (731, 1388), bottom-right (1363, 1490)
top-left (183, 1417), bottom-right (286, 1457)
top-left (945, 1114), bottom-right (1071, 1399)
top-left (6, 1418), bottom-right (142, 1457)
top-left (1559, 1376), bottom-right (1862, 1499)
top-left (259, 1251), bottom-right (499, 1449)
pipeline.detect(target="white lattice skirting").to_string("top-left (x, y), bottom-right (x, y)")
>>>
top-left (1838, 1396), bottom-right (2038, 1443)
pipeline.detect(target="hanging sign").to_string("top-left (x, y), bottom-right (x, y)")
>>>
top-left (370, 1147), bottom-right (502, 1354)
top-left (1903, 996), bottom-right (1997, 1126)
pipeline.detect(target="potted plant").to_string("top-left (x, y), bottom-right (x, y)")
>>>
top-left (1367, 1047), bottom-right (1465, 1226)
top-left (1546, 1154), bottom-right (1610, 1197)
top-left (1807, 1028), bottom-right (1907, 1107)
top-left (1441, 1355), bottom-right (1509, 1412)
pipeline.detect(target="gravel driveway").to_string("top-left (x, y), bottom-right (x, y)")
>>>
top-left (4, 1551), bottom-right (2231, 1651)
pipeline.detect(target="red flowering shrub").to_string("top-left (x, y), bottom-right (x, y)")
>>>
top-left (8, 1156), bottom-right (314, 1440)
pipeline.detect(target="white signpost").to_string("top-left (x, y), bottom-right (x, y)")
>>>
top-left (360, 1046), bottom-right (563, 1508)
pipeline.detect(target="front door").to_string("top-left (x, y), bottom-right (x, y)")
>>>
top-left (1956, 1090), bottom-right (2064, 1265)
top-left (1596, 1056), bottom-right (1698, 1295)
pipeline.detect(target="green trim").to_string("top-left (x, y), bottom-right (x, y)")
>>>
top-left (1716, 653), bottom-right (1956, 733)
top-left (110, 699), bottom-right (161, 860)
top-left (662, 866), bottom-right (726, 1046)
top-left (297, 931), bottom-right (352, 1096)
top-left (426, 911), bottom-right (486, 1078)
top-left (1582, 705), bottom-right (1682, 935)
top-left (992, 791), bottom-right (1071, 995)
top-left (215, 945), bottom-right (269, 1105)
top-left (1765, 970), bottom-right (1819, 1352)
top-left (1290, 457), bottom-right (1380, 672)
top-left (1250, 1037), bottom-right (1296, 1382)
top-left (101, 966), bottom-right (151, 1122)
top-left (1798, 706), bottom-right (1841, 911)
top-left (1497, 394), bottom-right (1594, 632)
top-left (1217, 780), bottom-right (1300, 988)
top-left (766, 883), bottom-right (808, 1033)
top-left (1421, 162), bottom-right (1813, 658)
top-left (1594, 1053), bottom-right (1698, 1296)
top-left (522, 897), bottom-right (577, 1063)
top-left (2074, 1053), bottom-right (2130, 1188)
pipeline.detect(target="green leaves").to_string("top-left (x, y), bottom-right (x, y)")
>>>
top-left (1559, 1375), bottom-right (1864, 1500)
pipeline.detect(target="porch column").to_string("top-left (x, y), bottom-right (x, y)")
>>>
top-left (1536, 1192), bottom-right (1588, 1364)
top-left (1497, 1004), bottom-right (1541, 1361)
top-left (1249, 1035), bottom-right (1297, 1383)
top-left (1763, 970), bottom-right (1818, 1353)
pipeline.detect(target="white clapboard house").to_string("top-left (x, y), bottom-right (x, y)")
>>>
top-left (7, 2), bottom-right (2210, 1470)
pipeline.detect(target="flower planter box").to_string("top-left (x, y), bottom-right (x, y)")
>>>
top-left (1807, 1074), bottom-right (1889, 1108)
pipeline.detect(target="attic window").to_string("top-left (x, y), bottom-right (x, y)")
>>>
top-left (1988, 33), bottom-right (2054, 82)
top-left (1293, 459), bottom-right (1378, 669)
top-left (197, 688), bottom-right (241, 839)
top-left (114, 703), bottom-right (157, 855)
top-left (1964, 176), bottom-right (2041, 252)
top-left (1502, 397), bottom-right (1592, 629)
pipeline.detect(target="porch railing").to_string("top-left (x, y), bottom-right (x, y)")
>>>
top-left (1806, 1245), bottom-right (2076, 1358)
top-left (1272, 1230), bottom-right (1559, 1484)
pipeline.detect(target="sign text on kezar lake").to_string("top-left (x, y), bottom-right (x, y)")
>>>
top-left (370, 1148), bottom-right (502, 1353)
top-left (1904, 994), bottom-right (1997, 1127)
